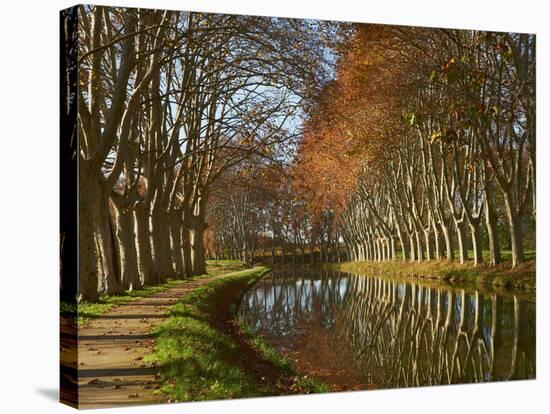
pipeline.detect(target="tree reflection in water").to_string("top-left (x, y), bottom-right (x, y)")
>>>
top-left (240, 269), bottom-right (535, 389)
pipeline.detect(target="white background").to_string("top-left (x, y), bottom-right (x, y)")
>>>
top-left (0, 0), bottom-right (547, 412)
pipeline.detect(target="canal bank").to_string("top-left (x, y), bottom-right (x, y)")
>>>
top-left (147, 266), bottom-right (327, 403)
top-left (331, 258), bottom-right (535, 296)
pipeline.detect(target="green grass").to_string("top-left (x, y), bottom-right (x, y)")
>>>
top-left (206, 259), bottom-right (246, 268)
top-left (381, 249), bottom-right (536, 262)
top-left (333, 252), bottom-right (535, 295)
top-left (147, 266), bottom-right (328, 403)
top-left (61, 261), bottom-right (247, 326)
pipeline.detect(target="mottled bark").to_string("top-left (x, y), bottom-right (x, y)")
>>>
top-left (134, 204), bottom-right (156, 285)
top-left (77, 165), bottom-right (100, 302)
top-left (181, 221), bottom-right (193, 278)
top-left (469, 221), bottom-right (483, 266)
top-left (151, 209), bottom-right (173, 281)
top-left (110, 197), bottom-right (141, 290)
top-left (455, 221), bottom-right (467, 265)
top-left (98, 199), bottom-right (123, 295)
top-left (191, 214), bottom-right (207, 275)
top-left (170, 212), bottom-right (185, 278)
top-left (503, 192), bottom-right (525, 267)
top-left (484, 196), bottom-right (501, 266)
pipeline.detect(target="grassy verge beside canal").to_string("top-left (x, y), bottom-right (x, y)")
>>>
top-left (146, 266), bottom-right (328, 403)
top-left (332, 256), bottom-right (535, 293)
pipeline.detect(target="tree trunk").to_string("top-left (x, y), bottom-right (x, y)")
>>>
top-left (484, 197), bottom-right (501, 266)
top-left (191, 214), bottom-right (207, 275)
top-left (432, 222), bottom-right (441, 260)
top-left (409, 234), bottom-right (416, 262)
top-left (181, 220), bottom-right (193, 278)
top-left (503, 192), bottom-right (525, 267)
top-left (170, 212), bottom-right (185, 278)
top-left (415, 231), bottom-right (424, 262)
top-left (441, 224), bottom-right (454, 261)
top-left (455, 221), bottom-right (467, 264)
top-left (151, 208), bottom-right (173, 281)
top-left (110, 197), bottom-right (142, 291)
top-left (134, 204), bottom-right (156, 286)
top-left (469, 221), bottom-right (483, 266)
top-left (396, 225), bottom-right (407, 262)
top-left (424, 229), bottom-right (432, 261)
top-left (77, 166), bottom-right (101, 302)
top-left (99, 206), bottom-right (123, 295)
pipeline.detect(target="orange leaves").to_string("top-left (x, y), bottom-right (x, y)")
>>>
top-left (293, 24), bottom-right (409, 219)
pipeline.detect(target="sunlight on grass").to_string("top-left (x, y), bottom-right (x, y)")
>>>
top-left (334, 251), bottom-right (535, 294)
top-left (60, 260), bottom-right (247, 326)
top-left (147, 266), bottom-right (328, 402)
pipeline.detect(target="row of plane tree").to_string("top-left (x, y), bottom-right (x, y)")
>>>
top-left (207, 25), bottom-right (535, 268)
top-left (62, 5), bottom-right (338, 301)
top-left (298, 26), bottom-right (535, 268)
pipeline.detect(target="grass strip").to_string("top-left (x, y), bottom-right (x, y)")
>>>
top-left (332, 256), bottom-right (535, 294)
top-left (60, 261), bottom-right (246, 326)
top-left (147, 266), bottom-right (328, 403)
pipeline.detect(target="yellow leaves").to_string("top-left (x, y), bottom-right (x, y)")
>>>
top-left (429, 131), bottom-right (442, 144)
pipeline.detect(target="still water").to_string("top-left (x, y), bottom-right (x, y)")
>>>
top-left (239, 269), bottom-right (536, 390)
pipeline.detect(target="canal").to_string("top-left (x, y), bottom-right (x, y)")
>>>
top-left (239, 268), bottom-right (536, 391)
